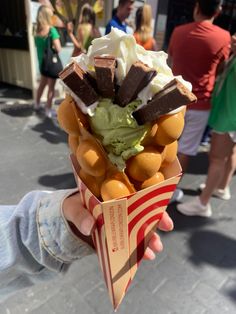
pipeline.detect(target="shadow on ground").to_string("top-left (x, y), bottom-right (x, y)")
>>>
top-left (1, 104), bottom-right (34, 117)
top-left (0, 82), bottom-right (32, 100)
top-left (31, 116), bottom-right (68, 144)
top-left (167, 204), bottom-right (215, 231)
top-left (38, 172), bottom-right (76, 189)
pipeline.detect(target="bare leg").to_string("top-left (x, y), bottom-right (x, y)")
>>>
top-left (36, 75), bottom-right (48, 106)
top-left (200, 133), bottom-right (233, 205)
top-left (177, 152), bottom-right (190, 174)
top-left (45, 78), bottom-right (56, 110)
top-left (218, 144), bottom-right (236, 189)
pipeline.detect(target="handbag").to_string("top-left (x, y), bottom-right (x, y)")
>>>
top-left (41, 29), bottom-right (63, 79)
top-left (208, 55), bottom-right (236, 132)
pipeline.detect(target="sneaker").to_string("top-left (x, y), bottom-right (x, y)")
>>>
top-left (34, 103), bottom-right (44, 112)
top-left (45, 108), bottom-right (57, 119)
top-left (199, 183), bottom-right (231, 200)
top-left (177, 197), bottom-right (212, 217)
top-left (170, 188), bottom-right (184, 203)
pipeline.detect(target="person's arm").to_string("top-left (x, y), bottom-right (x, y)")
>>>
top-left (67, 22), bottom-right (83, 52)
top-left (50, 27), bottom-right (61, 53)
top-left (215, 33), bottom-right (231, 76)
top-left (0, 188), bottom-right (173, 300)
top-left (0, 189), bottom-right (93, 302)
top-left (167, 31), bottom-right (175, 68)
top-left (92, 26), bottom-right (101, 39)
top-left (231, 34), bottom-right (236, 56)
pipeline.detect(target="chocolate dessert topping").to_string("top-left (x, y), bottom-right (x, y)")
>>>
top-left (94, 56), bottom-right (116, 98)
top-left (116, 61), bottom-right (157, 107)
top-left (59, 62), bottom-right (99, 106)
top-left (132, 79), bottom-right (197, 125)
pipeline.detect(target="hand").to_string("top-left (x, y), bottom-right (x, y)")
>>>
top-left (63, 192), bottom-right (95, 236)
top-left (63, 193), bottom-right (173, 260)
top-left (231, 34), bottom-right (236, 56)
top-left (143, 211), bottom-right (174, 260)
top-left (67, 21), bottom-right (74, 34)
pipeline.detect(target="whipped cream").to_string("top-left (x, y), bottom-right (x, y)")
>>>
top-left (73, 28), bottom-right (192, 115)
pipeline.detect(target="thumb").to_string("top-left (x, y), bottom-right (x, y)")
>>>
top-left (63, 192), bottom-right (96, 236)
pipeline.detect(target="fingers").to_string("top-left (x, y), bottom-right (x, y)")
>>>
top-left (62, 192), bottom-right (96, 236)
top-left (143, 212), bottom-right (174, 260)
top-left (157, 211), bottom-right (174, 232)
top-left (143, 232), bottom-right (163, 260)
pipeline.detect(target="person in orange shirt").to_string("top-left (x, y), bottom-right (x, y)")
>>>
top-left (133, 4), bottom-right (157, 51)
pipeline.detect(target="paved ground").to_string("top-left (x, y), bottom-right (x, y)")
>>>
top-left (0, 88), bottom-right (236, 314)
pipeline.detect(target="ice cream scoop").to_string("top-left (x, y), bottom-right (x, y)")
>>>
top-left (89, 99), bottom-right (149, 170)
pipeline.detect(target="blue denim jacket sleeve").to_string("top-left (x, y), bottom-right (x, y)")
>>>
top-left (0, 189), bottom-right (93, 301)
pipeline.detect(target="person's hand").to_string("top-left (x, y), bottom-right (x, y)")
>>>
top-left (63, 192), bottom-right (95, 236)
top-left (66, 21), bottom-right (74, 34)
top-left (63, 192), bottom-right (173, 259)
top-left (231, 34), bottom-right (236, 55)
top-left (143, 211), bottom-right (173, 260)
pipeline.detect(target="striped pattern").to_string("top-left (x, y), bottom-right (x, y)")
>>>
top-left (77, 168), bottom-right (181, 310)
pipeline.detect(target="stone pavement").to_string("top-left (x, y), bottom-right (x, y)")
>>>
top-left (0, 99), bottom-right (236, 314)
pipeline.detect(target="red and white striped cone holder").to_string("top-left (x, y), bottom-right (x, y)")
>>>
top-left (71, 155), bottom-right (182, 310)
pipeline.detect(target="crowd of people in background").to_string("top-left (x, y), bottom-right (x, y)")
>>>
top-left (33, 0), bottom-right (236, 217)
top-left (1, 0), bottom-right (234, 302)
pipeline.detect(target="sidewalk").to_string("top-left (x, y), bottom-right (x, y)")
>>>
top-left (0, 101), bottom-right (236, 314)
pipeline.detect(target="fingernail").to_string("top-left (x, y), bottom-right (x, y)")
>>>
top-left (80, 217), bottom-right (95, 236)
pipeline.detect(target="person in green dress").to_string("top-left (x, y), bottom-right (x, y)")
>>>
top-left (34, 5), bottom-right (62, 118)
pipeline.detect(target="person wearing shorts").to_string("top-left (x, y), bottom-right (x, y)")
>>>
top-left (168, 0), bottom-right (231, 202)
top-left (177, 35), bottom-right (236, 217)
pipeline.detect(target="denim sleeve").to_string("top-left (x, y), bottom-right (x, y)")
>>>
top-left (0, 189), bottom-right (93, 301)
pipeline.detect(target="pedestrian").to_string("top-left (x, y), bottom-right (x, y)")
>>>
top-left (67, 3), bottom-right (101, 57)
top-left (34, 5), bottom-right (62, 118)
top-left (105, 0), bottom-right (134, 35)
top-left (177, 35), bottom-right (236, 217)
top-left (168, 0), bottom-right (231, 202)
top-left (133, 4), bottom-right (157, 51)
top-left (0, 189), bottom-right (173, 301)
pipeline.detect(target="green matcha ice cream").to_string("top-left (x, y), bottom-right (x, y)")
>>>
top-left (89, 99), bottom-right (149, 170)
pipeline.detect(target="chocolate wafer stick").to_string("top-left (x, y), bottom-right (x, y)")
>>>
top-left (94, 56), bottom-right (116, 98)
top-left (132, 79), bottom-right (197, 125)
top-left (116, 61), bottom-right (157, 107)
top-left (59, 61), bottom-right (98, 106)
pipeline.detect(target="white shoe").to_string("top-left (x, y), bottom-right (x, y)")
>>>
top-left (170, 188), bottom-right (184, 203)
top-left (34, 103), bottom-right (44, 112)
top-left (199, 183), bottom-right (231, 200)
top-left (45, 108), bottom-right (57, 119)
top-left (177, 197), bottom-right (212, 217)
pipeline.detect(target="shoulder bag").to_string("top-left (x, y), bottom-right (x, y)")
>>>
top-left (41, 29), bottom-right (63, 79)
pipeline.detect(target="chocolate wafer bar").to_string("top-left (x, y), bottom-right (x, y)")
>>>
top-left (116, 61), bottom-right (157, 107)
top-left (94, 56), bottom-right (116, 98)
top-left (59, 62), bottom-right (98, 106)
top-left (132, 79), bottom-right (197, 125)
